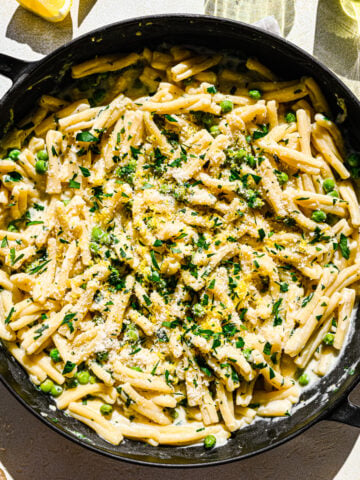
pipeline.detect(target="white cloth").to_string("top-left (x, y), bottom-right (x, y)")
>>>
top-left (254, 15), bottom-right (282, 35)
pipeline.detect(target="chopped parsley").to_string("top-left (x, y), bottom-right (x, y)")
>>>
top-left (339, 233), bottom-right (350, 260)
top-left (62, 361), bottom-right (76, 374)
top-left (76, 131), bottom-right (99, 143)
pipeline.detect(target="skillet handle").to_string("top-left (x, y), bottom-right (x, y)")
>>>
top-left (327, 396), bottom-right (360, 428)
top-left (0, 54), bottom-right (32, 81)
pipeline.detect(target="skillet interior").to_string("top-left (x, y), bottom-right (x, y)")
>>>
top-left (1, 14), bottom-right (360, 466)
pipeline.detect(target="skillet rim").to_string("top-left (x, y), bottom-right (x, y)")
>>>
top-left (1, 363), bottom-right (359, 468)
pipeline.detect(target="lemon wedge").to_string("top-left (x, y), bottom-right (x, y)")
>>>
top-left (17, 0), bottom-right (72, 23)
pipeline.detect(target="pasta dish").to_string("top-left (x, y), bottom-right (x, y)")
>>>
top-left (0, 46), bottom-right (359, 448)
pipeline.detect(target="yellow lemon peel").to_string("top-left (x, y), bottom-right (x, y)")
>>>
top-left (17, 0), bottom-right (72, 23)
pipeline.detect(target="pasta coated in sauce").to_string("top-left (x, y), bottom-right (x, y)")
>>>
top-left (0, 46), bottom-right (359, 447)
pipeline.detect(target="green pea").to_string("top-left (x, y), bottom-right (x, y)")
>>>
top-left (100, 404), bottom-right (113, 415)
top-left (90, 242), bottom-right (100, 254)
top-left (159, 184), bottom-right (171, 194)
top-left (170, 409), bottom-right (179, 419)
top-left (285, 112), bottom-right (296, 123)
top-left (149, 270), bottom-right (161, 282)
top-left (350, 167), bottom-right (360, 179)
top-left (248, 89), bottom-right (262, 100)
top-left (200, 113), bottom-right (215, 128)
top-left (249, 196), bottom-right (264, 209)
top-left (298, 373), bottom-right (310, 386)
top-left (204, 434), bottom-right (216, 449)
top-left (347, 153), bottom-right (360, 167)
top-left (209, 125), bottom-right (220, 137)
top-left (245, 188), bottom-right (256, 200)
top-left (89, 375), bottom-right (97, 384)
top-left (50, 348), bottom-right (61, 363)
top-left (192, 303), bottom-right (205, 317)
top-left (220, 100), bottom-right (233, 114)
top-left (91, 226), bottom-right (105, 242)
top-left (91, 226), bottom-right (110, 245)
top-left (323, 333), bottom-right (335, 346)
top-left (7, 223), bottom-right (18, 232)
top-left (234, 149), bottom-right (247, 161)
top-left (101, 232), bottom-right (111, 245)
top-left (8, 149), bottom-right (21, 160)
top-left (246, 154), bottom-right (256, 168)
top-left (311, 210), bottom-right (327, 223)
top-left (76, 370), bottom-right (90, 385)
top-left (126, 324), bottom-right (139, 342)
top-left (326, 213), bottom-right (338, 226)
top-left (36, 149), bottom-right (49, 161)
top-left (40, 379), bottom-right (54, 393)
top-left (50, 385), bottom-right (63, 397)
top-left (328, 190), bottom-right (339, 198)
top-left (323, 178), bottom-right (335, 193)
top-left (276, 171), bottom-right (289, 185)
top-left (174, 186), bottom-right (186, 201)
top-left (246, 190), bottom-right (264, 209)
top-left (243, 348), bottom-right (252, 361)
top-left (35, 160), bottom-right (48, 174)
top-left (93, 88), bottom-right (106, 104)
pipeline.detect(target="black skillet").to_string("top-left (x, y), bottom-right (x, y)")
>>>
top-left (0, 14), bottom-right (360, 468)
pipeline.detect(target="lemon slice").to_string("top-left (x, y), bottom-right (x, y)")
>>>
top-left (340, 0), bottom-right (360, 20)
top-left (17, 0), bottom-right (72, 23)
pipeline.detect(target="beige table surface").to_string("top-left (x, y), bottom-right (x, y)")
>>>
top-left (1, 1), bottom-right (360, 479)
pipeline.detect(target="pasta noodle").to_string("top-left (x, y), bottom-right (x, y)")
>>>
top-left (0, 46), bottom-right (359, 449)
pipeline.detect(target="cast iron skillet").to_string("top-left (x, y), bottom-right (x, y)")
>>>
top-left (0, 14), bottom-right (360, 468)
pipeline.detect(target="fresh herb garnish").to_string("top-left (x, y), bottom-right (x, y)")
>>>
top-left (34, 324), bottom-right (49, 340)
top-left (28, 259), bottom-right (51, 275)
top-left (339, 233), bottom-right (350, 260)
top-left (4, 307), bottom-right (15, 324)
top-left (301, 292), bottom-right (314, 308)
top-left (69, 174), bottom-right (80, 189)
top-left (164, 114), bottom-right (178, 122)
top-left (76, 131), bottom-right (99, 143)
top-left (150, 250), bottom-right (160, 270)
top-left (62, 361), bottom-right (76, 374)
top-left (263, 342), bottom-right (272, 356)
top-left (79, 166), bottom-right (91, 177)
top-left (61, 313), bottom-right (76, 333)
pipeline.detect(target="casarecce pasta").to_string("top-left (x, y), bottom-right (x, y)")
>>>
top-left (0, 46), bottom-right (359, 448)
